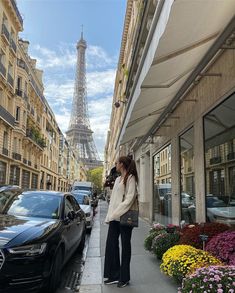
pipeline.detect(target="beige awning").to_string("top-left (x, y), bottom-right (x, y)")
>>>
top-left (119, 0), bottom-right (235, 145)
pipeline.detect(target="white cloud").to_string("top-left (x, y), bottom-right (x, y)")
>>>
top-left (31, 43), bottom-right (117, 71)
top-left (32, 44), bottom-right (77, 69)
top-left (87, 69), bottom-right (116, 97)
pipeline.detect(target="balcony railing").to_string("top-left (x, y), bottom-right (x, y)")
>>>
top-left (210, 156), bottom-right (222, 165)
top-left (2, 147), bottom-right (8, 156)
top-left (0, 62), bottom-right (6, 77)
top-left (227, 152), bottom-right (235, 161)
top-left (26, 129), bottom-right (46, 149)
top-left (17, 59), bottom-right (29, 73)
top-left (1, 23), bottom-right (10, 42)
top-left (15, 88), bottom-right (23, 97)
top-left (10, 38), bottom-right (17, 53)
top-left (7, 73), bottom-right (14, 87)
top-left (12, 152), bottom-right (21, 161)
top-left (0, 105), bottom-right (15, 127)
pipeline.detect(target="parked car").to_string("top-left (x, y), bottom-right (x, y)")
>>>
top-left (0, 187), bottom-right (86, 293)
top-left (206, 195), bottom-right (235, 226)
top-left (72, 192), bottom-right (93, 231)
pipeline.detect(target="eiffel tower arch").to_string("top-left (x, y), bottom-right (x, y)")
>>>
top-left (66, 33), bottom-right (103, 170)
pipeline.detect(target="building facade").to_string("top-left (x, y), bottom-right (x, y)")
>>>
top-left (0, 0), bottom-right (85, 190)
top-left (105, 0), bottom-right (235, 227)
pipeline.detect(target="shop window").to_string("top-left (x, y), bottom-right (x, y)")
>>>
top-left (204, 93), bottom-right (235, 225)
top-left (180, 127), bottom-right (195, 224)
top-left (21, 170), bottom-right (30, 189)
top-left (31, 173), bottom-right (38, 189)
top-left (153, 145), bottom-right (172, 225)
top-left (0, 161), bottom-right (7, 185)
top-left (9, 165), bottom-right (20, 185)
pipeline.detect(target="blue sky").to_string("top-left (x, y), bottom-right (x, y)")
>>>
top-left (16, 0), bottom-right (127, 160)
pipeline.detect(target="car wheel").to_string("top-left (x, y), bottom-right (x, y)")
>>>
top-left (77, 228), bottom-right (86, 253)
top-left (47, 247), bottom-right (63, 292)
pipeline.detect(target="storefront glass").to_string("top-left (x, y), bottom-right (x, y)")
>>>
top-left (0, 161), bottom-right (7, 185)
top-left (9, 165), bottom-right (20, 185)
top-left (204, 93), bottom-right (235, 227)
top-left (180, 127), bottom-right (195, 223)
top-left (153, 145), bottom-right (172, 225)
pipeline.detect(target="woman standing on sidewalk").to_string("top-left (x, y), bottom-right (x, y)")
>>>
top-left (104, 156), bottom-right (138, 288)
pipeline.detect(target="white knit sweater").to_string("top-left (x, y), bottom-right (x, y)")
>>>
top-left (105, 175), bottom-right (136, 223)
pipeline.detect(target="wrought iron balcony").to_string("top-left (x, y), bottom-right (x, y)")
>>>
top-left (0, 62), bottom-right (6, 77)
top-left (0, 105), bottom-right (15, 127)
top-left (10, 38), bottom-right (17, 53)
top-left (1, 24), bottom-right (10, 42)
top-left (2, 147), bottom-right (8, 156)
top-left (15, 88), bottom-right (23, 97)
top-left (26, 129), bottom-right (46, 149)
top-left (12, 152), bottom-right (21, 161)
top-left (7, 73), bottom-right (14, 87)
top-left (210, 156), bottom-right (222, 165)
top-left (17, 59), bottom-right (29, 73)
top-left (227, 152), bottom-right (235, 161)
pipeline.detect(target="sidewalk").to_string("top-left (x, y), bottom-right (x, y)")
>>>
top-left (79, 201), bottom-right (178, 293)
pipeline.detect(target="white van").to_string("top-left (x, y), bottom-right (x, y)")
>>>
top-left (72, 181), bottom-right (93, 193)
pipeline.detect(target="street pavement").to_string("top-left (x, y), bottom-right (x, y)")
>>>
top-left (79, 201), bottom-right (178, 293)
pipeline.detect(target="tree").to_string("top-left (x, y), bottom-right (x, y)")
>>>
top-left (87, 167), bottom-right (103, 193)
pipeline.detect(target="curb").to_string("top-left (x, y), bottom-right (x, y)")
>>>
top-left (79, 205), bottom-right (102, 293)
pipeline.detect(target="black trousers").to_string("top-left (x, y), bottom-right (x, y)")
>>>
top-left (104, 221), bottom-right (133, 282)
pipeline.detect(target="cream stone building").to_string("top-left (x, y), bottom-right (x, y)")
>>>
top-left (105, 0), bottom-right (235, 226)
top-left (0, 0), bottom-right (85, 190)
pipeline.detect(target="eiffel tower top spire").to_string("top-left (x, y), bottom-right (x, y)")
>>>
top-left (66, 33), bottom-right (102, 170)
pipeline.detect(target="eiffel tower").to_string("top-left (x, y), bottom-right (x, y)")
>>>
top-left (66, 33), bottom-right (103, 170)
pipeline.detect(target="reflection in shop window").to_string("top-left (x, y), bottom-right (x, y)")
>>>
top-left (153, 145), bottom-right (172, 225)
top-left (204, 93), bottom-right (235, 227)
top-left (180, 127), bottom-right (195, 224)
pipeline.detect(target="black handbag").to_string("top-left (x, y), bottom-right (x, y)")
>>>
top-left (120, 187), bottom-right (139, 227)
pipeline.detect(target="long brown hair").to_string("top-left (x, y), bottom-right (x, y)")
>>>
top-left (118, 156), bottom-right (139, 186)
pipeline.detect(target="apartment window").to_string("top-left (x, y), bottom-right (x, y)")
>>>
top-left (8, 63), bottom-right (14, 87)
top-left (13, 137), bottom-right (17, 153)
top-left (0, 50), bottom-right (6, 77)
top-left (8, 63), bottom-right (13, 77)
top-left (3, 131), bottom-right (8, 149)
top-left (16, 106), bottom-right (20, 122)
top-left (17, 76), bottom-right (22, 90)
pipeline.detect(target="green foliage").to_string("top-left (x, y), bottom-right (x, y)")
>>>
top-left (152, 232), bottom-right (180, 259)
top-left (144, 230), bottom-right (166, 251)
top-left (87, 167), bottom-right (103, 193)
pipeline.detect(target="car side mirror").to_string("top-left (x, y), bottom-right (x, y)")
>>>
top-left (67, 210), bottom-right (75, 220)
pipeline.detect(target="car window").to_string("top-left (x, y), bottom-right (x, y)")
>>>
top-left (0, 190), bottom-right (21, 213)
top-left (4, 192), bottom-right (61, 219)
top-left (64, 197), bottom-right (75, 216)
top-left (69, 196), bottom-right (81, 211)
